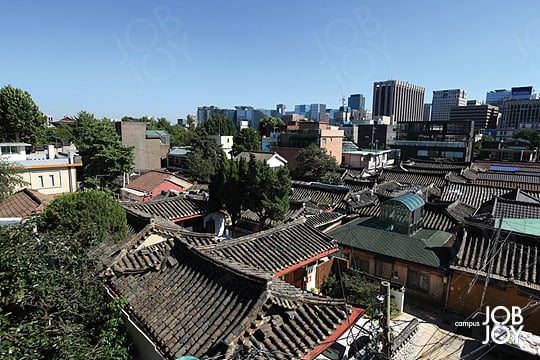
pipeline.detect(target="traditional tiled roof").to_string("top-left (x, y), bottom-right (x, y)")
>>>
top-left (104, 236), bottom-right (353, 360)
top-left (379, 169), bottom-right (447, 188)
top-left (472, 179), bottom-right (540, 191)
top-left (304, 212), bottom-right (345, 229)
top-left (476, 172), bottom-right (540, 184)
top-left (199, 219), bottom-right (338, 275)
top-left (0, 188), bottom-right (53, 219)
top-left (402, 159), bottom-right (470, 170)
top-left (122, 197), bottom-right (211, 222)
top-left (343, 178), bottom-right (374, 192)
top-left (239, 203), bottom-right (305, 228)
top-left (290, 181), bottom-right (350, 208)
top-left (452, 228), bottom-right (540, 291)
top-left (126, 171), bottom-right (192, 193)
top-left (330, 217), bottom-right (453, 269)
top-left (440, 183), bottom-right (540, 209)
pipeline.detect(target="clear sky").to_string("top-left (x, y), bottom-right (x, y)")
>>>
top-left (2, 0), bottom-right (540, 122)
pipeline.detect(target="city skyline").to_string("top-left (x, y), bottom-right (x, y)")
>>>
top-left (2, 0), bottom-right (540, 122)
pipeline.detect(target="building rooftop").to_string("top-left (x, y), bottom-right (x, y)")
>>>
top-left (0, 188), bottom-right (53, 219)
top-left (103, 229), bottom-right (357, 360)
top-left (146, 130), bottom-right (170, 137)
top-left (122, 196), bottom-right (211, 222)
top-left (330, 217), bottom-right (453, 269)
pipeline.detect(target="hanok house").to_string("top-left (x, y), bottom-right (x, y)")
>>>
top-left (329, 193), bottom-right (455, 306)
top-left (120, 170), bottom-right (193, 201)
top-left (0, 188), bottom-right (53, 225)
top-left (448, 189), bottom-right (540, 333)
top-left (198, 219), bottom-right (339, 293)
top-left (122, 196), bottom-right (226, 234)
top-left (101, 223), bottom-right (365, 360)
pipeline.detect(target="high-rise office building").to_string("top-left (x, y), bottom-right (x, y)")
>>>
top-left (294, 104), bottom-right (310, 117)
top-left (276, 104), bottom-right (286, 116)
top-left (449, 102), bottom-right (500, 130)
top-left (348, 94), bottom-right (365, 111)
top-left (431, 89), bottom-right (467, 122)
top-left (309, 104), bottom-right (327, 122)
top-left (500, 98), bottom-right (540, 130)
top-left (372, 80), bottom-right (425, 124)
top-left (486, 89), bottom-right (512, 108)
top-left (423, 104), bottom-right (432, 122)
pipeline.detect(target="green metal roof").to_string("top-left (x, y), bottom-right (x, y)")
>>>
top-left (494, 218), bottom-right (540, 237)
top-left (386, 193), bottom-right (425, 211)
top-left (329, 217), bottom-right (452, 268)
top-left (146, 130), bottom-right (170, 137)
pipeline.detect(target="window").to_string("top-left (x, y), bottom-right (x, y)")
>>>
top-left (351, 253), bottom-right (370, 273)
top-left (376, 260), bottom-right (394, 279)
top-left (49, 175), bottom-right (55, 187)
top-left (407, 269), bottom-right (430, 292)
top-left (37, 176), bottom-right (44, 188)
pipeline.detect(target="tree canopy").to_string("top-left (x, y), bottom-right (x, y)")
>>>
top-left (258, 116), bottom-right (285, 137)
top-left (0, 161), bottom-right (27, 201)
top-left (292, 144), bottom-right (342, 184)
top-left (210, 155), bottom-right (291, 231)
top-left (200, 114), bottom-right (237, 136)
top-left (38, 189), bottom-right (128, 245)
top-left (514, 129), bottom-right (540, 147)
top-left (72, 111), bottom-right (134, 187)
top-left (232, 127), bottom-right (261, 156)
top-left (186, 128), bottom-right (225, 182)
top-left (0, 220), bottom-right (132, 359)
top-left (0, 85), bottom-right (47, 146)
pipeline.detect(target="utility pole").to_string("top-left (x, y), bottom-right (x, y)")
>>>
top-left (381, 281), bottom-right (392, 359)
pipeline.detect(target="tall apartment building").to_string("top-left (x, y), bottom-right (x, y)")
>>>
top-left (431, 89), bottom-right (467, 122)
top-left (348, 94), bottom-right (365, 111)
top-left (372, 80), bottom-right (425, 124)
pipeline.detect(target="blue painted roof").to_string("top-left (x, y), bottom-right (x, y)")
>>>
top-left (490, 165), bottom-right (520, 172)
top-left (388, 193), bottom-right (425, 211)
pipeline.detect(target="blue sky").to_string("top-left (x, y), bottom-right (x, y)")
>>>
top-left (2, 0), bottom-right (540, 122)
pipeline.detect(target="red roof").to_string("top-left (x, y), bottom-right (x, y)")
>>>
top-left (126, 171), bottom-right (189, 194)
top-left (0, 188), bottom-right (53, 219)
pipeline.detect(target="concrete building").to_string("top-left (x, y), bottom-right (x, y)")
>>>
top-left (348, 94), bottom-right (365, 112)
top-left (341, 149), bottom-right (393, 170)
top-left (1, 143), bottom-right (81, 196)
top-left (449, 102), bottom-right (500, 130)
top-left (431, 89), bottom-right (467, 122)
top-left (391, 120), bottom-right (475, 162)
top-left (210, 135), bottom-right (234, 159)
top-left (372, 80), bottom-right (425, 124)
top-left (116, 122), bottom-right (170, 171)
top-left (354, 123), bottom-right (396, 149)
top-left (497, 98), bottom-right (540, 140)
top-left (273, 121), bottom-right (344, 169)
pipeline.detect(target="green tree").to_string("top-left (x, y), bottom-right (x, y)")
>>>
top-left (0, 161), bottom-right (27, 200)
top-left (210, 156), bottom-right (248, 228)
top-left (38, 189), bottom-right (128, 245)
top-left (72, 111), bottom-right (134, 187)
top-left (201, 114), bottom-right (237, 136)
top-left (245, 155), bottom-right (291, 230)
top-left (0, 85), bottom-right (47, 146)
top-left (232, 127), bottom-right (261, 156)
top-left (258, 116), bottom-right (285, 137)
top-left (514, 129), bottom-right (540, 147)
top-left (293, 144), bottom-right (342, 184)
top-left (186, 128), bottom-right (224, 182)
top-left (0, 221), bottom-right (132, 359)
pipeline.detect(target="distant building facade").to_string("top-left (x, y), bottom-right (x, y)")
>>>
top-left (431, 89), bottom-right (467, 122)
top-left (372, 80), bottom-right (425, 124)
top-left (449, 102), bottom-right (500, 130)
top-left (423, 103), bottom-right (432, 122)
top-left (348, 94), bottom-right (366, 112)
top-left (391, 120), bottom-right (475, 162)
top-left (1, 143), bottom-right (81, 196)
top-left (116, 121), bottom-right (170, 171)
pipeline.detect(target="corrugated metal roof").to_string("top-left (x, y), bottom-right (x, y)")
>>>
top-left (146, 130), bottom-right (169, 137)
top-left (389, 193), bottom-right (425, 211)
